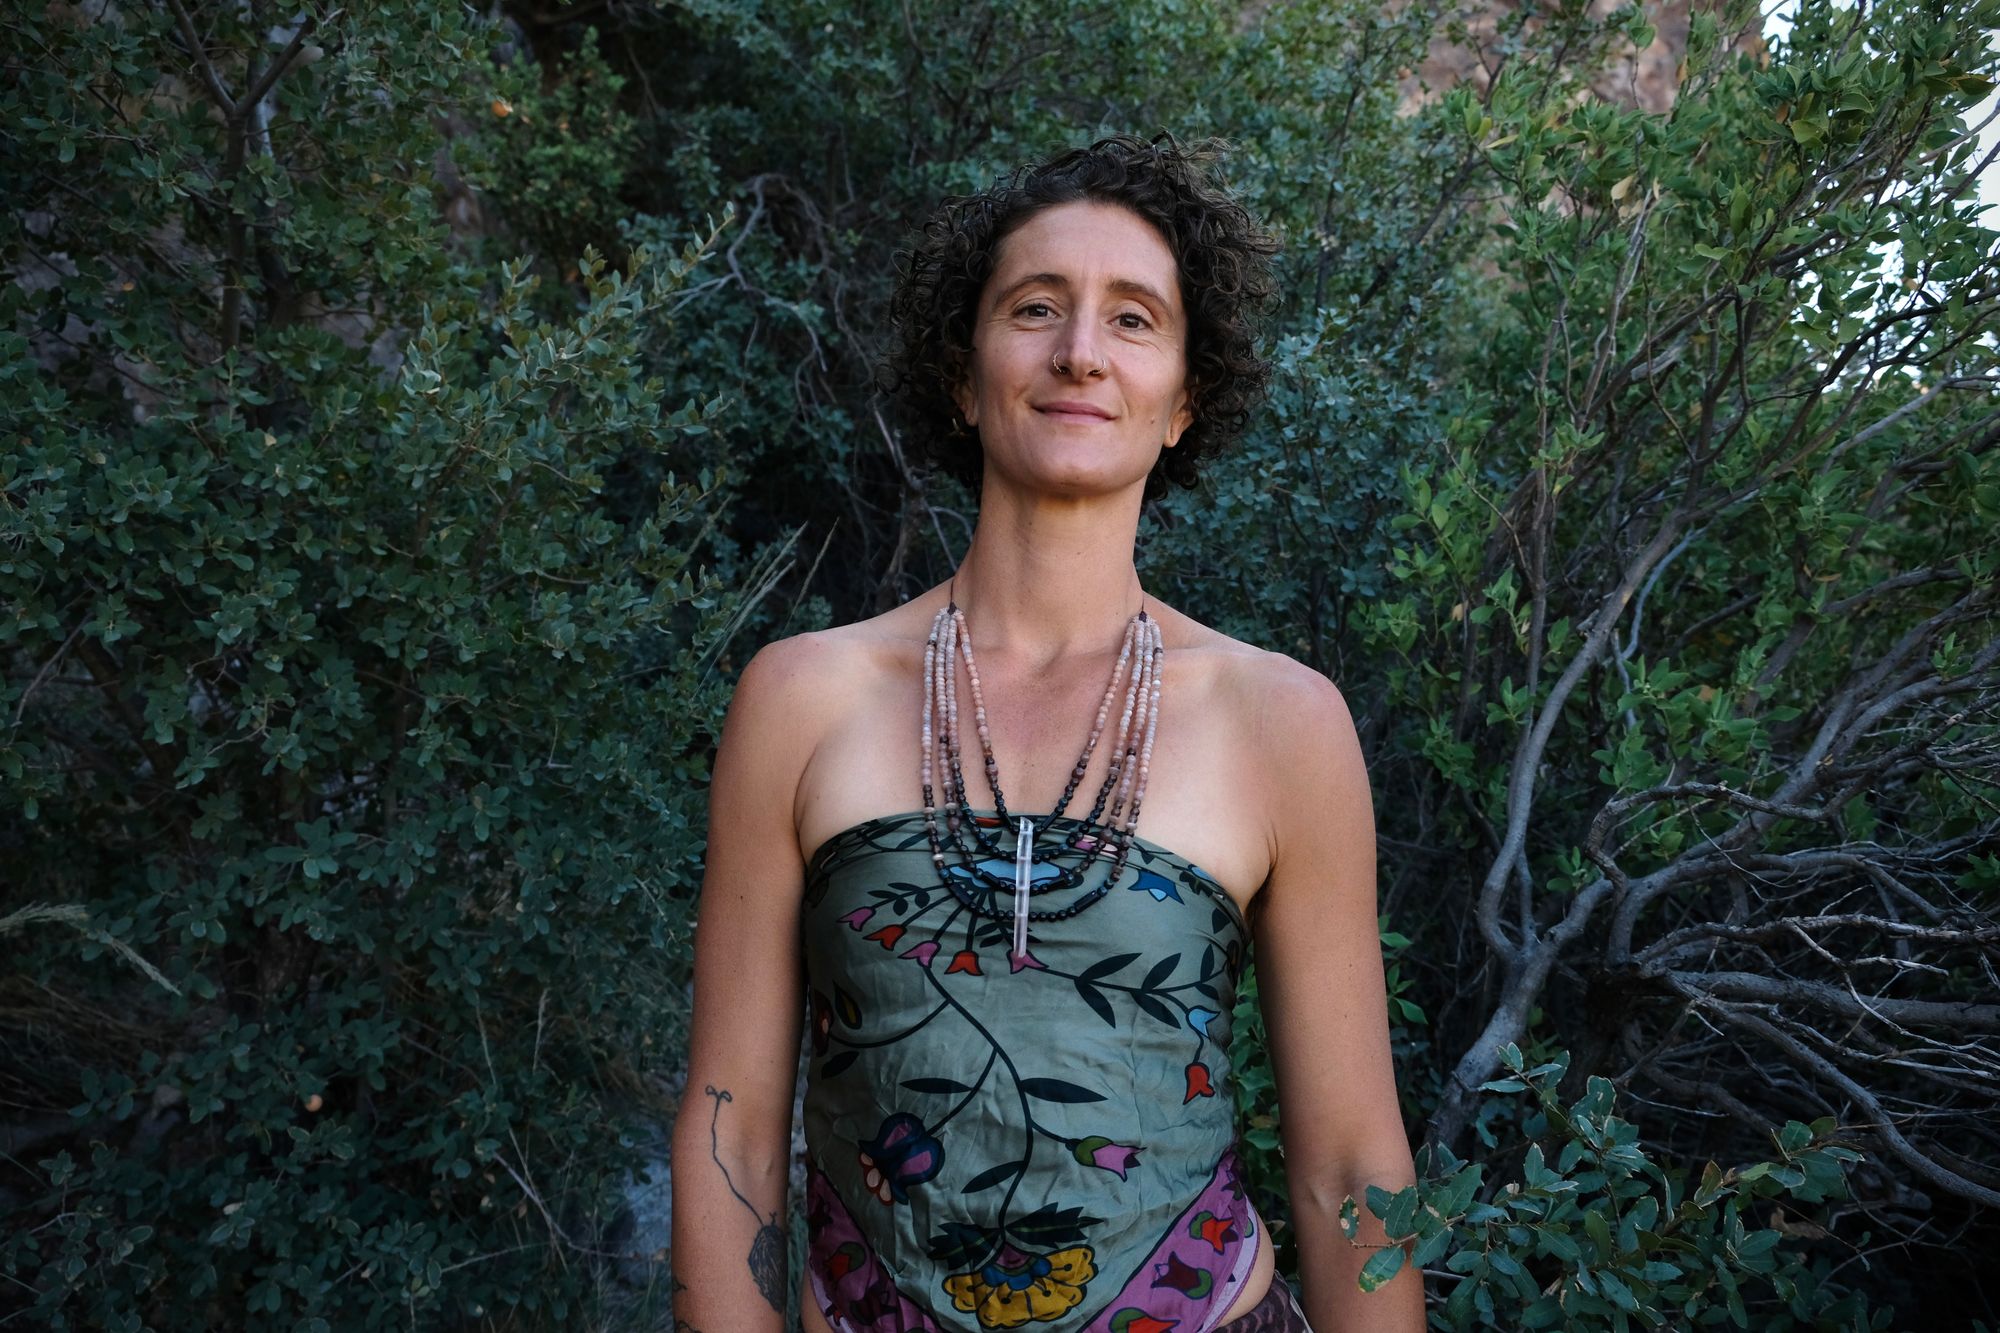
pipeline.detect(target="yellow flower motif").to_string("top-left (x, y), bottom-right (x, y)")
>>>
top-left (941, 1243), bottom-right (1095, 1328)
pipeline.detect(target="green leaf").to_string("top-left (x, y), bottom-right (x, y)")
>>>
top-left (961, 1160), bottom-right (1027, 1193)
top-left (1382, 1186), bottom-right (1419, 1239)
top-left (1358, 1244), bottom-right (1406, 1292)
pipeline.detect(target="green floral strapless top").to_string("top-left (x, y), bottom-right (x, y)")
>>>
top-left (800, 808), bottom-right (1261, 1332)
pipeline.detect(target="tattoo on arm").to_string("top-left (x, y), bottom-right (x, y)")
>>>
top-left (704, 1084), bottom-right (787, 1314)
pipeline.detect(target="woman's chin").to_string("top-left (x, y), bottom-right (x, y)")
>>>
top-left (1011, 462), bottom-right (1147, 499)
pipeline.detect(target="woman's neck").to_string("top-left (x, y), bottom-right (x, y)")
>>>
top-left (947, 490), bottom-right (1148, 670)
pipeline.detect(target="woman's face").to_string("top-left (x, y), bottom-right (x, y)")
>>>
top-left (952, 199), bottom-right (1193, 499)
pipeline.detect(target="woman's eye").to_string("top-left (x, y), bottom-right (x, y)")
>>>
top-left (1118, 312), bottom-right (1150, 329)
top-left (1018, 302), bottom-right (1053, 317)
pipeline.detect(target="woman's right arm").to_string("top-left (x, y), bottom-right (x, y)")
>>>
top-left (671, 637), bottom-right (822, 1330)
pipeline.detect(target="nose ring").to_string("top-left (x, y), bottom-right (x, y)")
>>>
top-left (1052, 352), bottom-right (1104, 377)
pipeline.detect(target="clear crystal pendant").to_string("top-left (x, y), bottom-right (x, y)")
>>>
top-left (1013, 816), bottom-right (1033, 956)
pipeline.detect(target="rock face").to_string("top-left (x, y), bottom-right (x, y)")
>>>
top-left (1393, 0), bottom-right (1769, 117)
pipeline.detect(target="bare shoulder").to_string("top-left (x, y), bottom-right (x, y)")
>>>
top-left (729, 619), bottom-right (897, 744)
top-left (735, 621), bottom-right (874, 695)
top-left (1154, 605), bottom-right (1268, 674)
top-left (1233, 650), bottom-right (1371, 888)
top-left (1183, 634), bottom-right (1357, 849)
top-left (1160, 607), bottom-right (1353, 744)
top-left (740, 587), bottom-right (942, 683)
top-left (1242, 648), bottom-right (1356, 737)
top-left (726, 605), bottom-right (929, 776)
top-left (1242, 648), bottom-right (1363, 795)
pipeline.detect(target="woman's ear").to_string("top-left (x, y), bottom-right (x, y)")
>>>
top-left (1165, 386), bottom-right (1193, 447)
top-left (951, 365), bottom-right (979, 428)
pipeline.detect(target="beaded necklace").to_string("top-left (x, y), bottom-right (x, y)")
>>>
top-left (920, 576), bottom-right (1164, 959)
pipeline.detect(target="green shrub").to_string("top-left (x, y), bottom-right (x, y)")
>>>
top-left (1349, 0), bottom-right (2000, 1210)
top-left (1350, 1044), bottom-right (1882, 1331)
top-left (0, 4), bottom-right (748, 1326)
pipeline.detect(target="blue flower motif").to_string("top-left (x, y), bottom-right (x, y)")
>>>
top-left (857, 1112), bottom-right (944, 1205)
top-left (1187, 1006), bottom-right (1219, 1036)
top-left (1127, 867), bottom-right (1183, 904)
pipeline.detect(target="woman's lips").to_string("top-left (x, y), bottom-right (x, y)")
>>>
top-left (1037, 408), bottom-right (1114, 423)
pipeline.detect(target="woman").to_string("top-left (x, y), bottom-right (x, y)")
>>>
top-left (671, 133), bottom-right (1421, 1333)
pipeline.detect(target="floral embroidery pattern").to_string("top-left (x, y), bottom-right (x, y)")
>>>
top-left (801, 809), bottom-right (1255, 1331)
top-left (942, 1242), bottom-right (1098, 1327)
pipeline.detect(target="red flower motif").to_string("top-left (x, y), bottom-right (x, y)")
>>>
top-left (1124, 1320), bottom-right (1177, 1333)
top-left (864, 923), bottom-right (907, 950)
top-left (826, 1240), bottom-right (864, 1280)
top-left (1183, 1061), bottom-right (1215, 1102)
top-left (944, 949), bottom-right (982, 975)
top-left (1197, 1213), bottom-right (1239, 1251)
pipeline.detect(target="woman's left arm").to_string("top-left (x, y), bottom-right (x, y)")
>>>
top-left (1249, 659), bottom-right (1424, 1332)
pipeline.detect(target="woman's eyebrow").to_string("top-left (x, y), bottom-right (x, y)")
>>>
top-left (990, 272), bottom-right (1173, 311)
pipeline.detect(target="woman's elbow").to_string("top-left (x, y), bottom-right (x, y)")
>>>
top-left (671, 1083), bottom-right (791, 1185)
top-left (1291, 1133), bottom-right (1418, 1219)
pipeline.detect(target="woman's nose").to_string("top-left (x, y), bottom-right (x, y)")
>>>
top-left (1051, 309), bottom-right (1106, 376)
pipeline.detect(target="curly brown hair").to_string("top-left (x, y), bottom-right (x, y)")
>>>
top-left (880, 132), bottom-right (1282, 505)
